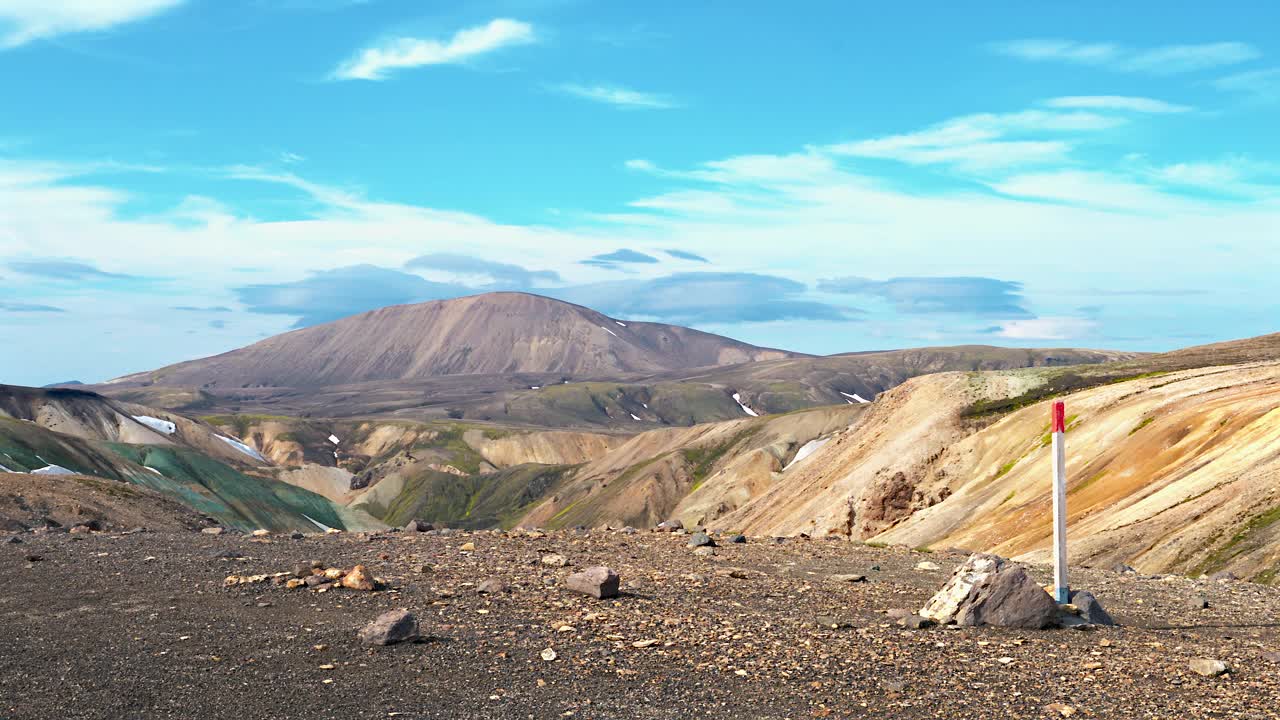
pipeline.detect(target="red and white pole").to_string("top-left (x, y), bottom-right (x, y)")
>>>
top-left (1051, 401), bottom-right (1070, 603)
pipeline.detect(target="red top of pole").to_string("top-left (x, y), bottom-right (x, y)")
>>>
top-left (1052, 401), bottom-right (1066, 433)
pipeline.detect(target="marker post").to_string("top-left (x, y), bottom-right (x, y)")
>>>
top-left (1051, 401), bottom-right (1070, 604)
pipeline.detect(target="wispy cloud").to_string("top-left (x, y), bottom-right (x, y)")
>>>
top-left (6, 258), bottom-right (141, 281)
top-left (991, 39), bottom-right (1260, 74)
top-left (991, 317), bottom-right (1098, 340)
top-left (0, 301), bottom-right (65, 313)
top-left (333, 18), bottom-right (534, 81)
top-left (0, 0), bottom-right (185, 48)
top-left (555, 83), bottom-right (676, 109)
top-left (1215, 67), bottom-right (1280, 102)
top-left (1044, 96), bottom-right (1192, 113)
top-left (819, 277), bottom-right (1032, 317)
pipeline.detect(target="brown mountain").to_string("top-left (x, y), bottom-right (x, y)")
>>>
top-left (115, 292), bottom-right (798, 388)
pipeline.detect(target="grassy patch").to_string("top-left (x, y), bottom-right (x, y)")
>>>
top-left (998, 490), bottom-right (1016, 507)
top-left (993, 458), bottom-right (1019, 481)
top-left (1129, 417), bottom-right (1156, 436)
top-left (1192, 501), bottom-right (1280, 576)
top-left (1070, 470), bottom-right (1108, 495)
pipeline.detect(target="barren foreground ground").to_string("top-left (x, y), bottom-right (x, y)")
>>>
top-left (3, 529), bottom-right (1279, 719)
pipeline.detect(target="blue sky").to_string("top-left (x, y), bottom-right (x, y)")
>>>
top-left (1, 1), bottom-right (1278, 386)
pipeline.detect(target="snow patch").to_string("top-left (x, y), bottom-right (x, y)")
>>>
top-left (133, 415), bottom-right (176, 435)
top-left (840, 391), bottom-right (871, 404)
top-left (0, 462), bottom-right (13, 473)
top-left (630, 413), bottom-right (642, 421)
top-left (32, 464), bottom-right (76, 475)
top-left (303, 514), bottom-right (334, 532)
top-left (216, 435), bottom-right (266, 462)
top-left (327, 434), bottom-right (340, 445)
top-left (642, 402), bottom-right (649, 409)
top-left (145, 467), bottom-right (164, 476)
top-left (601, 325), bottom-right (619, 338)
top-left (529, 386), bottom-right (541, 390)
top-left (784, 438), bottom-right (830, 471)
top-left (732, 392), bottom-right (759, 417)
top-left (615, 320), bottom-right (627, 327)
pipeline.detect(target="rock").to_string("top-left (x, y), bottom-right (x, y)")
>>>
top-left (565, 566), bottom-right (620, 599)
top-left (692, 546), bottom-right (716, 557)
top-left (323, 567), bottom-right (344, 580)
top-left (898, 614), bottom-right (936, 630)
top-left (656, 519), bottom-right (683, 533)
top-left (915, 561), bottom-right (941, 571)
top-left (540, 648), bottom-right (557, 661)
top-left (920, 554), bottom-right (1059, 630)
top-left (1262, 652), bottom-right (1280, 663)
top-left (340, 565), bottom-right (377, 591)
top-left (403, 519), bottom-right (433, 533)
top-left (201, 527), bottom-right (224, 536)
top-left (815, 615), bottom-right (854, 629)
top-left (1209, 571), bottom-right (1238, 583)
top-left (1043, 703), bottom-right (1076, 717)
top-left (1189, 657), bottom-right (1230, 677)
top-left (285, 578), bottom-right (306, 589)
top-left (69, 524), bottom-right (94, 535)
top-left (1111, 563), bottom-right (1137, 574)
top-left (476, 578), bottom-right (508, 594)
top-left (4, 536), bottom-right (20, 544)
top-left (303, 575), bottom-right (329, 588)
top-left (459, 542), bottom-right (476, 552)
top-left (1068, 590), bottom-right (1116, 627)
top-left (620, 526), bottom-right (637, 535)
top-left (1188, 595), bottom-right (1210, 610)
top-left (289, 532), bottom-right (304, 540)
top-left (830, 574), bottom-right (868, 583)
top-left (886, 608), bottom-right (913, 620)
top-left (292, 563), bottom-right (313, 578)
top-left (251, 529), bottom-right (270, 537)
top-left (687, 532), bottom-right (716, 548)
top-left (728, 534), bottom-right (746, 544)
top-left (358, 609), bottom-right (419, 646)
top-left (541, 553), bottom-right (569, 567)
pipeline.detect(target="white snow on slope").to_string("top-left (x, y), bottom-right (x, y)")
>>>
top-left (615, 321), bottom-right (627, 327)
top-left (840, 391), bottom-right (871, 404)
top-left (732, 392), bottom-right (759, 417)
top-left (630, 413), bottom-right (642, 421)
top-left (601, 325), bottom-right (619, 338)
top-left (530, 385), bottom-right (541, 390)
top-left (303, 514), bottom-right (334, 532)
top-left (328, 434), bottom-right (340, 445)
top-left (32, 464), bottom-right (76, 475)
top-left (217, 435), bottom-right (266, 462)
top-left (0, 462), bottom-right (13, 473)
top-left (784, 438), bottom-right (830, 471)
top-left (133, 415), bottom-right (176, 435)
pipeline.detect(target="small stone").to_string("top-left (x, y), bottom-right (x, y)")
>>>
top-left (656, 519), bottom-right (683, 533)
top-left (459, 542), bottom-right (476, 552)
top-left (303, 575), bottom-right (328, 588)
top-left (692, 546), bottom-right (716, 557)
top-left (687, 532), bottom-right (716, 548)
top-left (5, 536), bottom-right (22, 544)
top-left (566, 566), bottom-right (620, 599)
top-left (289, 532), bottom-right (304, 540)
top-left (1068, 590), bottom-right (1116, 627)
top-left (201, 527), bottom-right (224, 536)
top-left (886, 608), bottom-right (913, 620)
top-left (815, 615), bottom-right (854, 629)
top-left (323, 567), bottom-right (344, 580)
top-left (620, 526), bottom-right (637, 535)
top-left (1111, 563), bottom-right (1137, 574)
top-left (1209, 571), bottom-right (1237, 583)
top-left (540, 648), bottom-right (557, 661)
top-left (403, 519), bottom-right (433, 533)
top-left (251, 529), bottom-right (270, 537)
top-left (1188, 595), bottom-right (1210, 610)
top-left (830, 574), bottom-right (867, 583)
top-left (728, 534), bottom-right (746, 544)
top-left (69, 524), bottom-right (93, 535)
top-left (293, 563), bottom-right (313, 578)
top-left (915, 561), bottom-right (941, 571)
top-left (358, 609), bottom-right (418, 647)
top-left (285, 578), bottom-right (306, 589)
top-left (541, 553), bottom-right (569, 567)
top-left (476, 578), bottom-right (508, 594)
top-left (1043, 703), bottom-right (1076, 717)
top-left (898, 614), bottom-right (935, 630)
top-left (340, 564), bottom-right (377, 591)
top-left (1189, 657), bottom-right (1230, 677)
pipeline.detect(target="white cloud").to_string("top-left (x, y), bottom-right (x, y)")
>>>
top-left (555, 83), bottom-right (676, 109)
top-left (1044, 96), bottom-right (1192, 114)
top-left (991, 39), bottom-right (1260, 74)
top-left (1215, 67), bottom-right (1280, 101)
top-left (0, 0), bottom-right (184, 48)
top-left (333, 18), bottom-right (534, 81)
top-left (827, 109), bottom-right (1122, 171)
top-left (994, 317), bottom-right (1099, 340)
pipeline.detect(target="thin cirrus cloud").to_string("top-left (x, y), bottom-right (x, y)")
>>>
top-left (6, 258), bottom-right (141, 281)
top-left (990, 39), bottom-right (1260, 74)
top-left (0, 301), bottom-right (65, 313)
top-left (0, 0), bottom-right (185, 48)
top-left (1215, 68), bottom-right (1280, 101)
top-left (1043, 96), bottom-right (1192, 114)
top-left (333, 18), bottom-right (534, 81)
top-left (555, 83), bottom-right (677, 109)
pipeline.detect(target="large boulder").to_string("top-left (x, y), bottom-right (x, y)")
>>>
top-left (920, 554), bottom-right (1060, 630)
top-left (566, 566), bottom-right (620, 599)
top-left (358, 609), bottom-right (419, 646)
top-left (1069, 590), bottom-right (1116, 627)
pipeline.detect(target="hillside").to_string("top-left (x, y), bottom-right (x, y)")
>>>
top-left (108, 292), bottom-right (797, 388)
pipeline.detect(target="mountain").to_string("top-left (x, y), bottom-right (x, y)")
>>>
top-left (113, 292), bottom-right (797, 388)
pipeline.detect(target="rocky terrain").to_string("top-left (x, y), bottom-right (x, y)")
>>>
top-left (4, 526), bottom-right (1280, 719)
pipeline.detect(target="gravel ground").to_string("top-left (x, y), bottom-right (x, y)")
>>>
top-left (3, 528), bottom-right (1279, 719)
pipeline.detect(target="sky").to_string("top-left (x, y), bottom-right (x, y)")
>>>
top-left (1, 1), bottom-right (1278, 386)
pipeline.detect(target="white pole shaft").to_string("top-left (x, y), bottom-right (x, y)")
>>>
top-left (1051, 429), bottom-right (1069, 603)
